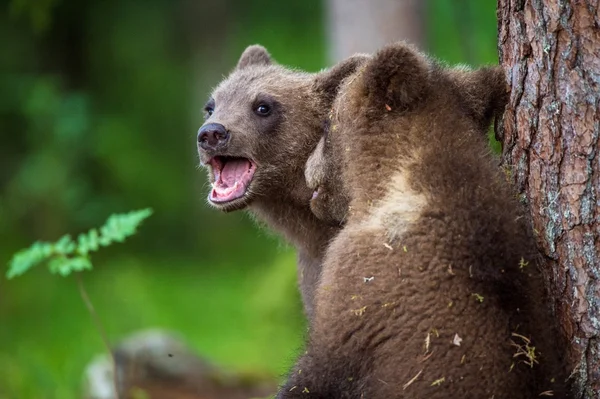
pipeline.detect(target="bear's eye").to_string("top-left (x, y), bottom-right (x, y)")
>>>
top-left (204, 99), bottom-right (215, 119)
top-left (255, 104), bottom-right (271, 116)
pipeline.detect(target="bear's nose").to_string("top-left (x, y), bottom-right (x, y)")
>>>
top-left (198, 123), bottom-right (230, 151)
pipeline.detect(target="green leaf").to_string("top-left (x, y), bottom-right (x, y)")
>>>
top-left (77, 233), bottom-right (89, 256)
top-left (76, 228), bottom-right (99, 256)
top-left (48, 256), bottom-right (92, 277)
top-left (96, 208), bottom-right (153, 247)
top-left (53, 234), bottom-right (76, 255)
top-left (88, 228), bottom-right (99, 251)
top-left (6, 208), bottom-right (153, 279)
top-left (6, 241), bottom-right (53, 279)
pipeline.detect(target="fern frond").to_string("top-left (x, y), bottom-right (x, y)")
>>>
top-left (48, 256), bottom-right (93, 276)
top-left (6, 208), bottom-right (153, 279)
top-left (97, 208), bottom-right (154, 247)
top-left (6, 242), bottom-right (53, 279)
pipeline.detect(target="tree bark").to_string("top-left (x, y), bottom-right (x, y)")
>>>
top-left (497, 1), bottom-right (600, 397)
top-left (325, 0), bottom-right (424, 63)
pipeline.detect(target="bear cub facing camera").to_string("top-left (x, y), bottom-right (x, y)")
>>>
top-left (279, 42), bottom-right (569, 399)
top-left (197, 46), bottom-right (370, 319)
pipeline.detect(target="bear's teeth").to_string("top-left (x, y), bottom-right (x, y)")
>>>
top-left (216, 181), bottom-right (240, 196)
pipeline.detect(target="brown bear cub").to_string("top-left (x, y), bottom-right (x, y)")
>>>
top-left (279, 42), bottom-right (569, 398)
top-left (197, 46), bottom-right (369, 319)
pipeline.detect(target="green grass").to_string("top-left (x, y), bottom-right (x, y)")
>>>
top-left (0, 251), bottom-right (305, 399)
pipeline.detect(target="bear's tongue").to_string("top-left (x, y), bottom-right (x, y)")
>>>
top-left (221, 158), bottom-right (249, 187)
top-left (210, 157), bottom-right (255, 203)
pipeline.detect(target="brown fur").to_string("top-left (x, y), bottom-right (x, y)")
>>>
top-left (279, 42), bottom-right (569, 399)
top-left (197, 45), bottom-right (370, 318)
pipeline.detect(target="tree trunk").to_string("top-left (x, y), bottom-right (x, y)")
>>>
top-left (497, 1), bottom-right (600, 397)
top-left (325, 0), bottom-right (424, 63)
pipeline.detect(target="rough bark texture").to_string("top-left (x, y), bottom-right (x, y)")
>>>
top-left (326, 0), bottom-right (424, 62)
top-left (497, 1), bottom-right (600, 397)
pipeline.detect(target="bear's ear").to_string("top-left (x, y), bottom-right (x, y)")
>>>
top-left (313, 53), bottom-right (371, 103)
top-left (236, 45), bottom-right (273, 70)
top-left (448, 65), bottom-right (509, 133)
top-left (361, 42), bottom-right (430, 112)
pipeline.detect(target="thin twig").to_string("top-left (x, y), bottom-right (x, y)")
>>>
top-left (403, 369), bottom-right (423, 390)
top-left (76, 274), bottom-right (120, 399)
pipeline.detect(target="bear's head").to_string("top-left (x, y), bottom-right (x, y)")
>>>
top-left (197, 45), bottom-right (369, 212)
top-left (306, 41), bottom-right (508, 223)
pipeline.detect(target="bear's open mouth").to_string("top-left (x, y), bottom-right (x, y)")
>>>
top-left (208, 156), bottom-right (256, 204)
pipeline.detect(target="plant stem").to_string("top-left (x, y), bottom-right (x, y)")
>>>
top-left (76, 273), bottom-right (120, 399)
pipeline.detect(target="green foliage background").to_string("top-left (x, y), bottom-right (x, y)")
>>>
top-left (0, 1), bottom-right (498, 397)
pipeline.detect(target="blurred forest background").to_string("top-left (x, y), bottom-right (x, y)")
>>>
top-left (1, 1), bottom-right (499, 398)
